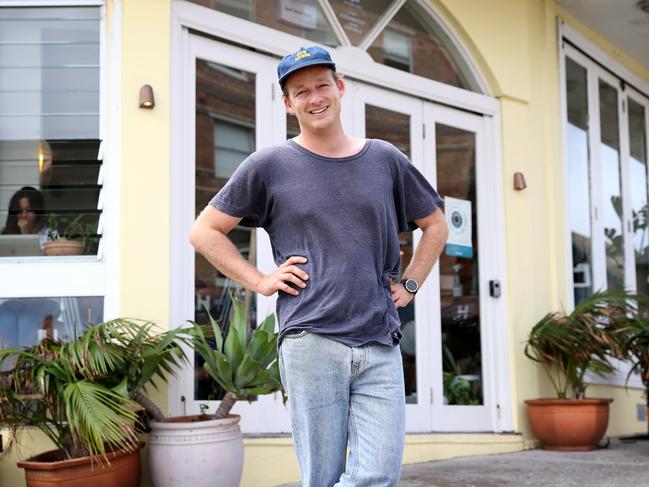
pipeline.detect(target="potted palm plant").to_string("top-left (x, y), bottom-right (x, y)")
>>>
top-left (524, 290), bottom-right (634, 451)
top-left (0, 319), bottom-right (191, 487)
top-left (147, 296), bottom-right (283, 487)
top-left (621, 316), bottom-right (649, 436)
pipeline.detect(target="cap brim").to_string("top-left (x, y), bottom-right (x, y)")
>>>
top-left (279, 59), bottom-right (336, 87)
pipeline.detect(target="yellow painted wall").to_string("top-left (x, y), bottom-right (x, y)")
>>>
top-left (240, 434), bottom-right (525, 487)
top-left (119, 0), bottom-right (172, 328)
top-left (2, 1), bottom-right (649, 486)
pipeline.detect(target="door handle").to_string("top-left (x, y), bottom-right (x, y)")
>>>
top-left (489, 280), bottom-right (501, 298)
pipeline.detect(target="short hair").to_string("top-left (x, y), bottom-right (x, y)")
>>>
top-left (282, 68), bottom-right (340, 98)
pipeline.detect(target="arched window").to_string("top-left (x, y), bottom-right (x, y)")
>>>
top-left (188, 0), bottom-right (483, 92)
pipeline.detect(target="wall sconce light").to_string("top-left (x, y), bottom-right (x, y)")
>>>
top-left (513, 172), bottom-right (527, 191)
top-left (139, 84), bottom-right (155, 109)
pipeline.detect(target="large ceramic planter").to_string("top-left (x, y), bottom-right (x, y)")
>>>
top-left (525, 398), bottom-right (613, 451)
top-left (17, 444), bottom-right (143, 487)
top-left (149, 414), bottom-right (243, 487)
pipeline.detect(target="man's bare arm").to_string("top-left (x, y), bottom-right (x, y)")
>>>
top-left (391, 209), bottom-right (449, 307)
top-left (189, 205), bottom-right (309, 297)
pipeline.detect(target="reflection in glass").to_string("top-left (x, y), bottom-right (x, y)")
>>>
top-left (565, 58), bottom-right (593, 304)
top-left (364, 104), bottom-right (418, 403)
top-left (0, 296), bottom-right (103, 370)
top-left (629, 99), bottom-right (649, 294)
top-left (194, 60), bottom-right (257, 401)
top-left (367, 0), bottom-right (478, 91)
top-left (599, 80), bottom-right (624, 290)
top-left (0, 141), bottom-right (102, 257)
top-left (0, 7), bottom-right (101, 139)
top-left (329, 0), bottom-right (392, 45)
top-left (188, 0), bottom-right (339, 47)
top-left (0, 7), bottom-right (102, 258)
top-left (436, 124), bottom-right (482, 406)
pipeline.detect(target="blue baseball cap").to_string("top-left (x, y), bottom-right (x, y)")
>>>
top-left (277, 46), bottom-right (336, 89)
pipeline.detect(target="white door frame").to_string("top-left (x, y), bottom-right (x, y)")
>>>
top-left (425, 103), bottom-right (499, 431)
top-left (169, 9), bottom-right (512, 433)
top-left (348, 82), bottom-right (433, 432)
top-left (348, 81), bottom-right (511, 432)
top-left (168, 34), bottom-right (291, 433)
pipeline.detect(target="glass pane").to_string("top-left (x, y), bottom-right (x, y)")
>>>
top-left (194, 60), bottom-right (257, 401)
top-left (0, 296), bottom-right (103, 370)
top-left (436, 124), bottom-right (482, 406)
top-left (0, 7), bottom-right (101, 140)
top-left (565, 58), bottom-right (593, 304)
top-left (599, 79), bottom-right (624, 290)
top-left (287, 111), bottom-right (300, 139)
top-left (0, 140), bottom-right (102, 257)
top-left (188, 0), bottom-right (340, 47)
top-left (328, 0), bottom-right (392, 45)
top-left (629, 99), bottom-right (649, 294)
top-left (364, 104), bottom-right (418, 403)
top-left (367, 0), bottom-right (479, 92)
top-left (0, 7), bottom-right (102, 258)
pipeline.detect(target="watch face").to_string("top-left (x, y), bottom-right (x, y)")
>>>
top-left (404, 279), bottom-right (418, 293)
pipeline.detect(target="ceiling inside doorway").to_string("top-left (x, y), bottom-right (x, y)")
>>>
top-left (557, 0), bottom-right (649, 69)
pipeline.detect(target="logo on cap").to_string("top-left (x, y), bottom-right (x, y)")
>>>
top-left (295, 49), bottom-right (311, 61)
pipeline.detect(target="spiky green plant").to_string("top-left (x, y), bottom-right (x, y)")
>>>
top-left (524, 291), bottom-right (635, 399)
top-left (192, 297), bottom-right (283, 419)
top-left (0, 319), bottom-right (191, 460)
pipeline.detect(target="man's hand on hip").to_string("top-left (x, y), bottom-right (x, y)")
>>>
top-left (255, 256), bottom-right (309, 297)
top-left (390, 280), bottom-right (414, 308)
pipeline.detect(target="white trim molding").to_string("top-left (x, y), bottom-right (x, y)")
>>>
top-left (171, 0), bottom-right (498, 116)
top-left (168, 0), bottom-right (510, 434)
top-left (0, 0), bottom-right (104, 5)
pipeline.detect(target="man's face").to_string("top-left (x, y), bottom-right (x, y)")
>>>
top-left (283, 66), bottom-right (345, 134)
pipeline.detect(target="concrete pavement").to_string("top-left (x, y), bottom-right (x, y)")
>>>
top-left (280, 438), bottom-right (649, 486)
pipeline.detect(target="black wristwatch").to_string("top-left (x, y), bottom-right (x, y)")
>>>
top-left (402, 277), bottom-right (419, 295)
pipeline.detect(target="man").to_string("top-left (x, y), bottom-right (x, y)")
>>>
top-left (190, 46), bottom-right (448, 487)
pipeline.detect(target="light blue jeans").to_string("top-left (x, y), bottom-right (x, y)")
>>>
top-left (279, 331), bottom-right (405, 487)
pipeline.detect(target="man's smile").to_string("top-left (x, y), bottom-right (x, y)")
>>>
top-left (309, 106), bottom-right (329, 115)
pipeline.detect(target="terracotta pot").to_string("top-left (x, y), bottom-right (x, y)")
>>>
top-left (525, 398), bottom-right (613, 451)
top-left (149, 415), bottom-right (243, 487)
top-left (42, 240), bottom-right (84, 256)
top-left (17, 444), bottom-right (143, 487)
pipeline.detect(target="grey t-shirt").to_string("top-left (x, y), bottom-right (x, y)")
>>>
top-left (209, 139), bottom-right (443, 347)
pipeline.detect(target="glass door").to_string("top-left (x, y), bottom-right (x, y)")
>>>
top-left (424, 103), bottom-right (494, 431)
top-left (350, 82), bottom-right (499, 431)
top-left (349, 83), bottom-right (432, 432)
top-left (174, 34), bottom-right (290, 433)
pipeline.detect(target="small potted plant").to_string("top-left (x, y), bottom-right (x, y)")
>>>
top-left (43, 213), bottom-right (97, 256)
top-left (0, 319), bottom-right (191, 486)
top-left (147, 295), bottom-right (283, 487)
top-left (524, 290), bottom-right (634, 451)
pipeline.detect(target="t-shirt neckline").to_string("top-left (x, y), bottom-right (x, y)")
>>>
top-left (287, 139), bottom-right (372, 162)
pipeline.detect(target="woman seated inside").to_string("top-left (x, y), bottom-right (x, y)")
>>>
top-left (1, 186), bottom-right (48, 247)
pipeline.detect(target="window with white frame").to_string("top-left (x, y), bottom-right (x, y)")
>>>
top-left (0, 3), bottom-right (106, 353)
top-left (564, 44), bottom-right (649, 307)
top-left (0, 6), bottom-right (103, 258)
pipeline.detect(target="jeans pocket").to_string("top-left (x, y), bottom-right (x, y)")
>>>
top-left (282, 329), bottom-right (309, 340)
